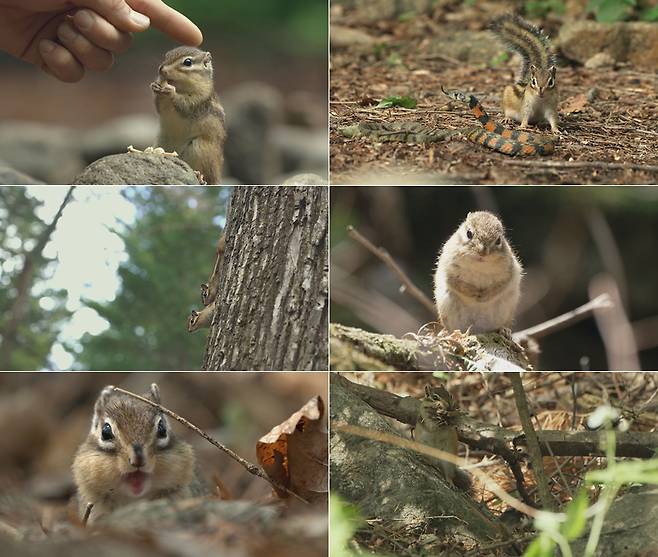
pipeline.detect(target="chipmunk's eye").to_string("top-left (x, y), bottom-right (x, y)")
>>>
top-left (466, 229), bottom-right (473, 240)
top-left (495, 237), bottom-right (502, 246)
top-left (183, 58), bottom-right (193, 67)
top-left (101, 422), bottom-right (114, 441)
top-left (157, 418), bottom-right (167, 439)
top-left (548, 77), bottom-right (555, 88)
top-left (531, 77), bottom-right (538, 88)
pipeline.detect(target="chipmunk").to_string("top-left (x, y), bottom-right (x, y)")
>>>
top-left (201, 233), bottom-right (226, 306)
top-left (415, 385), bottom-right (471, 491)
top-left (490, 14), bottom-right (560, 134)
top-left (72, 384), bottom-right (198, 524)
top-left (434, 211), bottom-right (522, 334)
top-left (187, 300), bottom-right (216, 333)
top-left (188, 232), bottom-right (225, 333)
top-left (151, 47), bottom-right (227, 184)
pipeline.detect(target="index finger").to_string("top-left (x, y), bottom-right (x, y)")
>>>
top-left (127, 0), bottom-right (203, 45)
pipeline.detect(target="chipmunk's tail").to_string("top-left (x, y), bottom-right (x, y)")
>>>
top-left (490, 14), bottom-right (557, 85)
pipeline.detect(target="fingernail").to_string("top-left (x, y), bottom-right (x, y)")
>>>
top-left (129, 10), bottom-right (150, 28)
top-left (58, 23), bottom-right (78, 42)
top-left (74, 10), bottom-right (94, 31)
top-left (39, 40), bottom-right (57, 55)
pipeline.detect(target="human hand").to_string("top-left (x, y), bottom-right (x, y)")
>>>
top-left (0, 0), bottom-right (203, 82)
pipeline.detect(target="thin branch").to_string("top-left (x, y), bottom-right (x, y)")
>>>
top-left (112, 387), bottom-right (309, 504)
top-left (504, 160), bottom-right (658, 173)
top-left (82, 503), bottom-right (94, 527)
top-left (514, 293), bottom-right (613, 340)
top-left (508, 373), bottom-right (554, 511)
top-left (347, 225), bottom-right (436, 315)
top-left (333, 422), bottom-right (539, 519)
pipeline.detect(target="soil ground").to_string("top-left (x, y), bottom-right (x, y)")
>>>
top-left (330, 9), bottom-right (658, 185)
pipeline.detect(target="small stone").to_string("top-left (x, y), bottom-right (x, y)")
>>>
top-left (585, 52), bottom-right (616, 69)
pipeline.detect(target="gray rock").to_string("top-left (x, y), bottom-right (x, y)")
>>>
top-left (331, 25), bottom-right (379, 49)
top-left (72, 151), bottom-right (200, 185)
top-left (585, 52), bottom-right (616, 69)
top-left (350, 0), bottom-right (434, 23)
top-left (281, 173), bottom-right (327, 185)
top-left (223, 82), bottom-right (285, 184)
top-left (0, 122), bottom-right (84, 184)
top-left (272, 125), bottom-right (328, 177)
top-left (81, 115), bottom-right (159, 164)
top-left (0, 161), bottom-right (43, 185)
top-left (558, 21), bottom-right (658, 69)
top-left (428, 30), bottom-right (495, 65)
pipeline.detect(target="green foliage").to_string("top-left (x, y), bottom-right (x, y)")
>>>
top-left (376, 96), bottom-right (417, 109)
top-left (74, 187), bottom-right (230, 371)
top-left (143, 0), bottom-right (327, 55)
top-left (330, 494), bottom-right (363, 557)
top-left (640, 4), bottom-right (658, 20)
top-left (525, 0), bottom-right (565, 18)
top-left (0, 187), bottom-right (71, 370)
top-left (523, 417), bottom-right (658, 557)
top-left (587, 0), bottom-right (636, 21)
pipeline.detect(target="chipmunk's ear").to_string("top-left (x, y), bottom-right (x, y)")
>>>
top-left (548, 65), bottom-right (556, 77)
top-left (203, 51), bottom-right (212, 66)
top-left (149, 383), bottom-right (161, 404)
top-left (529, 64), bottom-right (538, 74)
top-left (92, 385), bottom-right (114, 429)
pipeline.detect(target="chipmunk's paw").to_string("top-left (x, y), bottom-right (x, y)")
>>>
top-left (151, 81), bottom-right (175, 95)
top-left (499, 327), bottom-right (514, 340)
top-left (194, 170), bottom-right (207, 185)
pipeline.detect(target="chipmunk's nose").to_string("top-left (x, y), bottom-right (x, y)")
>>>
top-left (130, 444), bottom-right (145, 468)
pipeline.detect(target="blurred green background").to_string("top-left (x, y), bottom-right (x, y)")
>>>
top-left (330, 186), bottom-right (658, 371)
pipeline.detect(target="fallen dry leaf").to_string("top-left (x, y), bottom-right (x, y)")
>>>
top-left (256, 396), bottom-right (328, 501)
top-left (560, 93), bottom-right (590, 115)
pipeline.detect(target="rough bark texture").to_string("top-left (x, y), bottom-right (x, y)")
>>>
top-left (203, 186), bottom-right (328, 371)
top-left (330, 373), bottom-right (502, 544)
top-left (330, 323), bottom-right (531, 371)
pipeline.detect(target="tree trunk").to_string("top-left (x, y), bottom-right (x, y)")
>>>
top-left (203, 186), bottom-right (328, 371)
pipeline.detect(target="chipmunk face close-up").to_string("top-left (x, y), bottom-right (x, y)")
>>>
top-left (529, 64), bottom-right (557, 98)
top-left (73, 384), bottom-right (195, 522)
top-left (156, 47), bottom-right (215, 96)
top-left (455, 211), bottom-right (510, 261)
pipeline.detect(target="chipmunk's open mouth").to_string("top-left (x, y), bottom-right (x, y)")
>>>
top-left (123, 471), bottom-right (151, 497)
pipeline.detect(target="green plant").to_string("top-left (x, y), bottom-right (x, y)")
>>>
top-left (525, 0), bottom-right (565, 18)
top-left (523, 405), bottom-right (658, 557)
top-left (587, 0), bottom-right (636, 21)
top-left (376, 96), bottom-right (417, 109)
top-left (330, 494), bottom-right (363, 557)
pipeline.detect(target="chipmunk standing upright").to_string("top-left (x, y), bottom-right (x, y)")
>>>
top-left (72, 384), bottom-right (198, 524)
top-left (434, 211), bottom-right (522, 334)
top-left (490, 14), bottom-right (560, 134)
top-left (151, 47), bottom-right (227, 184)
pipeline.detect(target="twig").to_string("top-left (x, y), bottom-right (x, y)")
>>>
top-left (333, 422), bottom-right (539, 518)
top-left (112, 387), bottom-right (309, 504)
top-left (504, 160), bottom-right (658, 173)
top-left (347, 225), bottom-right (436, 315)
top-left (514, 293), bottom-right (613, 340)
top-left (82, 503), bottom-right (93, 527)
top-left (508, 373), bottom-right (554, 511)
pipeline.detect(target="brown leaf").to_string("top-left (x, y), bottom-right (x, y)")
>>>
top-left (256, 396), bottom-right (328, 501)
top-left (561, 93), bottom-right (589, 115)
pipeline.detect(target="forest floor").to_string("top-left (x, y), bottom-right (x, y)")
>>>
top-left (335, 372), bottom-right (658, 556)
top-left (330, 7), bottom-right (658, 185)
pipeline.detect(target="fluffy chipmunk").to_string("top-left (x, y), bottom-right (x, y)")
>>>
top-left (490, 14), bottom-right (560, 134)
top-left (152, 47), bottom-right (227, 184)
top-left (188, 233), bottom-right (225, 333)
top-left (434, 211), bottom-right (522, 334)
top-left (72, 384), bottom-right (197, 524)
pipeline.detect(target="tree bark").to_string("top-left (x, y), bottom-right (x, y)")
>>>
top-left (203, 186), bottom-right (328, 371)
top-left (330, 323), bottom-right (531, 371)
